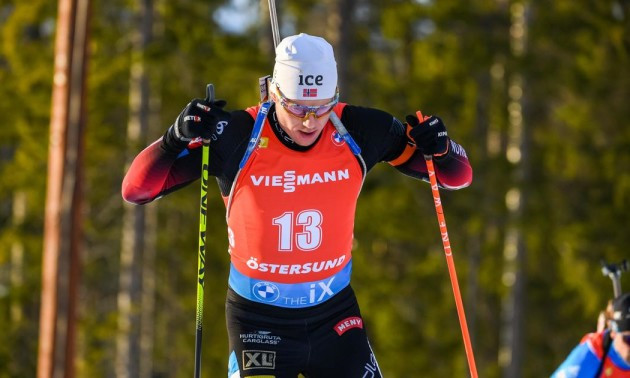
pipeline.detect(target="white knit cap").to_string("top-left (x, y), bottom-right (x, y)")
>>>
top-left (272, 33), bottom-right (338, 100)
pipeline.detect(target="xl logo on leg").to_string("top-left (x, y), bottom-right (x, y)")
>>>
top-left (243, 350), bottom-right (276, 370)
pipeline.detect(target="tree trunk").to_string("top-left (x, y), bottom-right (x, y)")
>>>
top-left (139, 202), bottom-right (157, 378)
top-left (139, 55), bottom-right (162, 378)
top-left (116, 0), bottom-right (153, 377)
top-left (324, 0), bottom-right (356, 96)
top-left (38, 0), bottom-right (90, 376)
top-left (466, 69), bottom-right (492, 350)
top-left (10, 191), bottom-right (26, 323)
top-left (499, 2), bottom-right (530, 377)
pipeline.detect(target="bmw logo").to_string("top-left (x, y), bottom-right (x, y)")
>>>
top-left (331, 131), bottom-right (345, 146)
top-left (252, 282), bottom-right (280, 302)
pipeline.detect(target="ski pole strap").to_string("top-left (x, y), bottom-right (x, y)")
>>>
top-left (388, 141), bottom-right (416, 166)
top-left (239, 101), bottom-right (272, 169)
top-left (386, 117), bottom-right (418, 166)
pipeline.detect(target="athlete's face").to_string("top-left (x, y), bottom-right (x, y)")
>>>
top-left (272, 91), bottom-right (335, 147)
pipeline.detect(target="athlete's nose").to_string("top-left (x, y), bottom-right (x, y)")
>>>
top-left (302, 115), bottom-right (317, 129)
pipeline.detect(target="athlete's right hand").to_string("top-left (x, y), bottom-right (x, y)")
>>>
top-left (172, 98), bottom-right (231, 142)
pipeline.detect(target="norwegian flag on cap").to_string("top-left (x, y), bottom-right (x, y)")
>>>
top-left (303, 88), bottom-right (318, 97)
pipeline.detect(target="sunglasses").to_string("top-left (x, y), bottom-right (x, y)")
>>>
top-left (274, 86), bottom-right (339, 120)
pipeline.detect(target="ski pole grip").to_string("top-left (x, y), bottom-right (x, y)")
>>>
top-left (416, 110), bottom-right (430, 122)
top-left (205, 84), bottom-right (215, 103)
top-left (202, 84), bottom-right (215, 145)
top-left (416, 110), bottom-right (432, 161)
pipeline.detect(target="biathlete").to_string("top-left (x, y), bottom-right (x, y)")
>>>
top-left (123, 33), bottom-right (473, 378)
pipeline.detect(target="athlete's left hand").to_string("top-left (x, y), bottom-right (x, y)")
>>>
top-left (406, 114), bottom-right (449, 157)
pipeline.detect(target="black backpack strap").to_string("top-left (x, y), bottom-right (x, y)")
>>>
top-left (594, 330), bottom-right (613, 378)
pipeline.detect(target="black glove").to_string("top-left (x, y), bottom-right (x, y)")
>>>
top-left (406, 114), bottom-right (449, 156)
top-left (173, 98), bottom-right (231, 142)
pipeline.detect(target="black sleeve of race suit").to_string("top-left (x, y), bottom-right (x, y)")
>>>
top-left (121, 110), bottom-right (253, 204)
top-left (339, 105), bottom-right (408, 172)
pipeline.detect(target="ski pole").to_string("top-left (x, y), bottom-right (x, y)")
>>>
top-left (255, 0), bottom-right (280, 103)
top-left (193, 84), bottom-right (214, 378)
top-left (601, 259), bottom-right (628, 297)
top-left (268, 0), bottom-right (280, 49)
top-left (417, 111), bottom-right (478, 378)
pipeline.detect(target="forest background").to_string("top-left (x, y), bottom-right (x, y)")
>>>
top-left (1, 0), bottom-right (629, 377)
